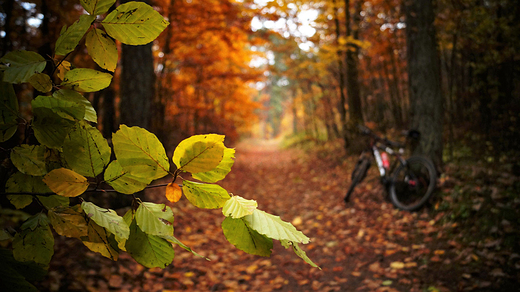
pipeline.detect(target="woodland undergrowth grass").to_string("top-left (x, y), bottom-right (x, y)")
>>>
top-left (434, 152), bottom-right (520, 255)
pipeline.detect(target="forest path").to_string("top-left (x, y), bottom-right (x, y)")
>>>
top-left (211, 138), bottom-right (444, 292)
top-left (41, 139), bottom-right (494, 292)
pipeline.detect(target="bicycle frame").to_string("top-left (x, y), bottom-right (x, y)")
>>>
top-left (369, 140), bottom-right (407, 185)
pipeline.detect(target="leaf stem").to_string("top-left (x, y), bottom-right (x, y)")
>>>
top-left (1, 181), bottom-right (173, 197)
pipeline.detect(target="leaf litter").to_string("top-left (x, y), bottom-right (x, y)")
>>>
top-left (37, 139), bottom-right (519, 291)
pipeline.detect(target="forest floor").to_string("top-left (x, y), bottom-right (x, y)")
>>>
top-left (38, 138), bottom-right (520, 292)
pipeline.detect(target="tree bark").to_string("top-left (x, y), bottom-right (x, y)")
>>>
top-left (119, 0), bottom-right (155, 129)
top-left (332, 0), bottom-right (348, 147)
top-left (405, 0), bottom-right (443, 168)
top-left (344, 0), bottom-right (364, 144)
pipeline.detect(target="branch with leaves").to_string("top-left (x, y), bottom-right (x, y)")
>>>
top-left (0, 0), bottom-right (317, 290)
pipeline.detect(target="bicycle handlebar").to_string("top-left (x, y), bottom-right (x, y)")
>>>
top-left (357, 125), bottom-right (404, 149)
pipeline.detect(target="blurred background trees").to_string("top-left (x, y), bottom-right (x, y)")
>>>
top-left (2, 0), bottom-right (518, 165)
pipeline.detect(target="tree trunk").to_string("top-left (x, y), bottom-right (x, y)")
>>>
top-left (291, 89), bottom-right (298, 135)
top-left (382, 57), bottom-right (401, 126)
top-left (119, 0), bottom-right (155, 129)
top-left (405, 0), bottom-right (443, 168)
top-left (344, 0), bottom-right (364, 143)
top-left (332, 0), bottom-right (348, 147)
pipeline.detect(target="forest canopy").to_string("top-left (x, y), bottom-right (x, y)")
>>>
top-left (2, 0), bottom-right (519, 159)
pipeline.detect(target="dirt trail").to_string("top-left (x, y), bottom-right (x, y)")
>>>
top-left (39, 139), bottom-right (497, 291)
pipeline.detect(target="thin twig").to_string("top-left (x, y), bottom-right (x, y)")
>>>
top-left (1, 182), bottom-right (172, 197)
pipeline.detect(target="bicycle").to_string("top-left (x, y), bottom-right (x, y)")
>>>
top-left (344, 125), bottom-right (437, 211)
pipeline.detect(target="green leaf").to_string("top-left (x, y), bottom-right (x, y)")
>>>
top-left (6, 172), bottom-right (52, 209)
top-left (43, 168), bottom-right (89, 197)
top-left (172, 134), bottom-right (226, 174)
top-left (53, 89), bottom-right (97, 123)
top-left (0, 123), bottom-right (18, 143)
top-left (28, 73), bottom-right (52, 93)
top-left (0, 250), bottom-right (47, 282)
top-left (38, 195), bottom-right (69, 210)
top-left (222, 195), bottom-right (257, 219)
top-left (102, 2), bottom-right (169, 45)
top-left (112, 125), bottom-right (169, 181)
top-left (10, 145), bottom-right (47, 176)
top-left (48, 205), bottom-right (88, 238)
top-left (63, 122), bottom-right (111, 177)
top-left (192, 147), bottom-right (235, 183)
top-left (244, 210), bottom-right (310, 244)
top-left (32, 107), bottom-right (75, 149)
top-left (6, 152), bottom-right (65, 209)
top-left (135, 202), bottom-right (174, 237)
top-left (6, 194), bottom-right (32, 210)
top-left (104, 160), bottom-right (150, 194)
top-left (182, 180), bottom-right (231, 209)
top-left (12, 213), bottom-right (54, 268)
top-left (55, 15), bottom-right (96, 56)
top-left (161, 235), bottom-right (207, 259)
top-left (86, 28), bottom-right (118, 72)
top-left (32, 95), bottom-right (85, 121)
top-left (0, 77), bottom-right (19, 142)
top-left (0, 248), bottom-right (46, 292)
top-left (81, 0), bottom-right (116, 15)
top-left (125, 219), bottom-right (174, 268)
top-left (81, 219), bottom-right (119, 260)
top-left (222, 217), bottom-right (273, 257)
top-left (0, 50), bottom-right (46, 84)
top-left (61, 68), bottom-right (113, 92)
top-left (81, 201), bottom-right (129, 240)
top-left (281, 240), bottom-right (320, 269)
top-left (115, 210), bottom-right (134, 251)
top-left (0, 230), bottom-right (12, 241)
top-left (0, 263), bottom-right (38, 292)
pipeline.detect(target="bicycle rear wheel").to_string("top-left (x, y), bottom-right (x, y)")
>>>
top-left (344, 157), bottom-right (370, 203)
top-left (389, 156), bottom-right (436, 211)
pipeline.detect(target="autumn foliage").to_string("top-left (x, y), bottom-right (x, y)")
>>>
top-left (153, 0), bottom-right (266, 143)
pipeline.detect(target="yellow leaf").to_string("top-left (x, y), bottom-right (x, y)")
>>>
top-left (43, 168), bottom-right (89, 197)
top-left (246, 264), bottom-right (258, 274)
top-left (184, 271), bottom-right (195, 277)
top-left (172, 134), bottom-right (225, 174)
top-left (471, 254), bottom-right (479, 261)
top-left (434, 250), bottom-right (445, 255)
top-left (390, 261), bottom-right (405, 269)
top-left (292, 216), bottom-right (302, 226)
top-left (165, 183), bottom-right (182, 203)
top-left (56, 60), bottom-right (71, 81)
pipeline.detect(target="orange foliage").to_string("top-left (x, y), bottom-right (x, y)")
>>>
top-left (154, 0), bottom-right (265, 142)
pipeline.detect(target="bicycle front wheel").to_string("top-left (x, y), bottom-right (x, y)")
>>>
top-left (389, 156), bottom-right (436, 211)
top-left (344, 157), bottom-right (370, 203)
